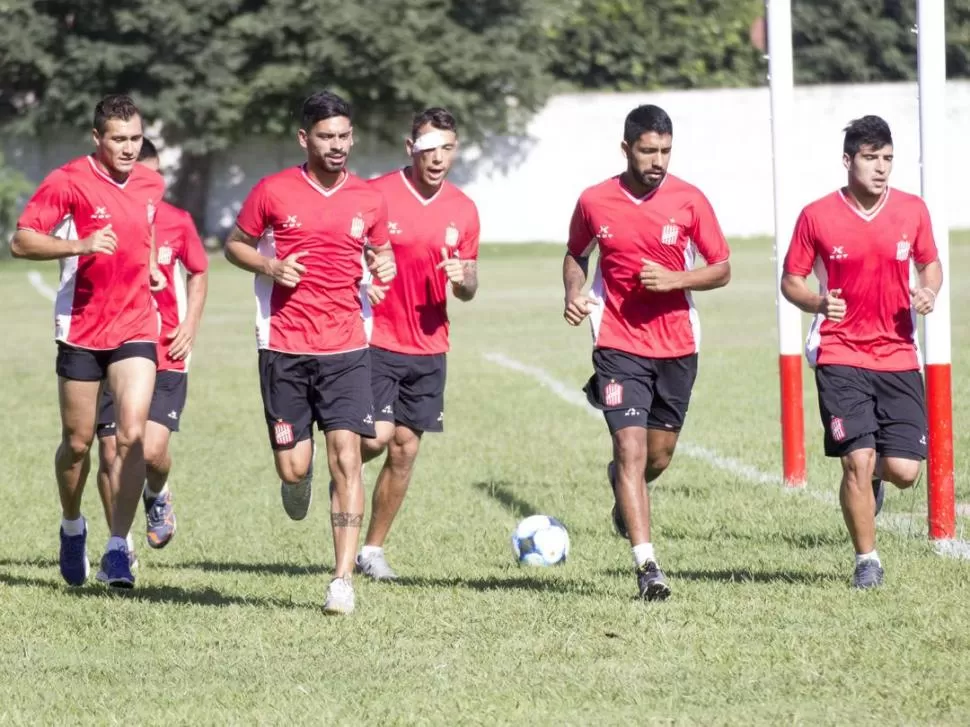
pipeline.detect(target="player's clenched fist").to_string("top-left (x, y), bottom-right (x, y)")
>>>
top-left (366, 247), bottom-right (396, 284)
top-left (910, 286), bottom-right (936, 316)
top-left (819, 288), bottom-right (846, 322)
top-left (563, 295), bottom-right (597, 326)
top-left (436, 247), bottom-right (464, 285)
top-left (269, 251), bottom-right (308, 288)
top-left (80, 224), bottom-right (118, 255)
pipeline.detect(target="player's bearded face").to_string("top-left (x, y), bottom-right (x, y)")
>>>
top-left (625, 131), bottom-right (672, 191)
top-left (845, 143), bottom-right (893, 198)
top-left (408, 125), bottom-right (458, 189)
top-left (94, 116), bottom-right (144, 177)
top-left (301, 117), bottom-right (353, 173)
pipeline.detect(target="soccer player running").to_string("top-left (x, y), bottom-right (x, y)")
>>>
top-left (95, 138), bottom-right (209, 570)
top-left (781, 116), bottom-right (942, 589)
top-left (563, 104), bottom-right (731, 601)
top-left (11, 94), bottom-right (166, 589)
top-left (224, 91), bottom-right (396, 614)
top-left (354, 108), bottom-right (480, 581)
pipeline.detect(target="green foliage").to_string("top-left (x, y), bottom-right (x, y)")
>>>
top-left (0, 152), bottom-right (32, 256)
top-left (544, 0), bottom-right (766, 91)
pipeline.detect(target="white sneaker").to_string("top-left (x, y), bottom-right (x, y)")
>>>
top-left (323, 575), bottom-right (355, 615)
top-left (280, 443), bottom-right (315, 521)
top-left (355, 550), bottom-right (399, 581)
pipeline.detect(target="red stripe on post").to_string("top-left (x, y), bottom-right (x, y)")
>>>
top-left (926, 363), bottom-right (955, 540)
top-left (780, 354), bottom-right (806, 488)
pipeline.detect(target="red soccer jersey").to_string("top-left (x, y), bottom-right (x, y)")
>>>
top-left (235, 166), bottom-right (389, 355)
top-left (153, 201), bottom-right (209, 372)
top-left (17, 156), bottom-right (165, 350)
top-left (784, 188), bottom-right (938, 372)
top-left (567, 174), bottom-right (731, 358)
top-left (366, 170), bottom-right (480, 355)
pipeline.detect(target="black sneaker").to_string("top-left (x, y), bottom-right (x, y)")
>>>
top-left (852, 559), bottom-right (884, 589)
top-left (636, 561), bottom-right (671, 601)
top-left (607, 461), bottom-right (629, 539)
top-left (872, 477), bottom-right (885, 516)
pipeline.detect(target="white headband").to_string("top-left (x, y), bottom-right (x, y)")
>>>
top-left (411, 130), bottom-right (448, 152)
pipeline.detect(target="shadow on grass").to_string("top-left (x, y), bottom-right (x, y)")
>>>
top-left (472, 480), bottom-right (541, 520)
top-left (153, 561), bottom-right (331, 577)
top-left (660, 529), bottom-right (847, 549)
top-left (602, 566), bottom-right (842, 584)
top-left (395, 572), bottom-right (601, 595)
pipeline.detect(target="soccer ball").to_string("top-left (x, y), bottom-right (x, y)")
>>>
top-left (511, 515), bottom-right (570, 566)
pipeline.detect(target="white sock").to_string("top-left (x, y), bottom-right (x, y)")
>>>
top-left (125, 533), bottom-right (135, 552)
top-left (61, 516), bottom-right (86, 536)
top-left (856, 550), bottom-right (880, 566)
top-left (632, 542), bottom-right (656, 568)
top-left (359, 545), bottom-right (383, 559)
top-left (144, 482), bottom-right (169, 500)
top-left (107, 536), bottom-right (129, 552)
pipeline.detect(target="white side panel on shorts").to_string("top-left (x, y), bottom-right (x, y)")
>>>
top-left (684, 241), bottom-right (701, 352)
top-left (587, 259), bottom-right (606, 345)
top-left (909, 260), bottom-right (924, 370)
top-left (51, 216), bottom-right (78, 343)
top-left (254, 230), bottom-right (276, 349)
top-left (804, 254), bottom-right (828, 368)
top-left (174, 259), bottom-right (192, 370)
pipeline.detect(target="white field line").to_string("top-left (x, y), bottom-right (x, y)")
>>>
top-left (483, 351), bottom-right (970, 561)
top-left (26, 271), bottom-right (56, 302)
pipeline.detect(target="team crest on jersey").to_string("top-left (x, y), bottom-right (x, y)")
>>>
top-left (444, 223), bottom-right (460, 248)
top-left (146, 200), bottom-right (155, 224)
top-left (896, 235), bottom-right (911, 261)
top-left (661, 219), bottom-right (679, 246)
top-left (273, 420), bottom-right (294, 447)
top-left (830, 416), bottom-right (846, 442)
top-left (604, 379), bottom-right (624, 407)
top-left (157, 245), bottom-right (173, 265)
top-left (350, 213), bottom-right (366, 239)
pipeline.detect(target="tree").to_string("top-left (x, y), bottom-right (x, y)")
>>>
top-left (544, 0), bottom-right (766, 91)
top-left (0, 0), bottom-right (553, 232)
top-left (0, 152), bottom-right (33, 256)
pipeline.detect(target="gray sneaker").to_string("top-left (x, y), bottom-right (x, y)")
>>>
top-left (636, 561), bottom-right (671, 601)
top-left (852, 559), bottom-right (884, 589)
top-left (355, 550), bottom-right (399, 581)
top-left (281, 443), bottom-right (314, 521)
top-left (323, 576), bottom-right (355, 614)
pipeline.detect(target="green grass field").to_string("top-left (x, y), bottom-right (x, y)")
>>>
top-left (2, 237), bottom-right (970, 725)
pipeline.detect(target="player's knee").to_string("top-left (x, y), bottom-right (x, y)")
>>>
top-left (61, 430), bottom-right (94, 461)
top-left (614, 429), bottom-right (647, 465)
top-left (144, 441), bottom-right (168, 472)
top-left (887, 460), bottom-right (921, 489)
top-left (842, 448), bottom-right (876, 486)
top-left (115, 422), bottom-right (147, 453)
top-left (277, 456), bottom-right (310, 485)
top-left (647, 449), bottom-right (673, 474)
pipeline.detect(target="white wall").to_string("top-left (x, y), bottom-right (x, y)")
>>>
top-left (7, 81), bottom-right (970, 242)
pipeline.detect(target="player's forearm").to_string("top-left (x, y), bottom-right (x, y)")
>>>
top-left (224, 239), bottom-right (273, 276)
top-left (563, 253), bottom-right (588, 301)
top-left (780, 274), bottom-right (823, 314)
top-left (184, 271), bottom-right (209, 329)
top-left (679, 261), bottom-right (731, 291)
top-left (9, 229), bottom-right (82, 260)
top-left (453, 262), bottom-right (478, 302)
top-left (917, 259), bottom-right (943, 296)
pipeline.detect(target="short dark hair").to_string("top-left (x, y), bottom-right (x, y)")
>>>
top-left (624, 105), bottom-right (673, 144)
top-left (411, 107), bottom-right (458, 140)
top-left (301, 91), bottom-right (352, 130)
top-left (138, 137), bottom-right (158, 161)
top-left (843, 115), bottom-right (893, 156)
top-left (93, 94), bottom-right (140, 135)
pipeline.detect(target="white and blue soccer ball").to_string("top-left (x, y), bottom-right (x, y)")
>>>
top-left (511, 514), bottom-right (570, 566)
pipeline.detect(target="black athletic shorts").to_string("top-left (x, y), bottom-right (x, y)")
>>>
top-left (370, 347), bottom-right (446, 433)
top-left (258, 348), bottom-right (376, 450)
top-left (55, 341), bottom-right (157, 382)
top-left (815, 364), bottom-right (927, 460)
top-left (97, 370), bottom-right (188, 437)
top-left (583, 348), bottom-right (698, 435)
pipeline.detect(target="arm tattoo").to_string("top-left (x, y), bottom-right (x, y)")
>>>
top-left (454, 260), bottom-right (479, 300)
top-left (331, 512), bottom-right (363, 528)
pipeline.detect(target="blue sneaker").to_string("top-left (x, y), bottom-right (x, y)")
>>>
top-left (144, 489), bottom-right (177, 549)
top-left (95, 546), bottom-right (138, 583)
top-left (59, 526), bottom-right (90, 586)
top-left (852, 559), bottom-right (884, 589)
top-left (100, 548), bottom-right (135, 589)
top-left (636, 561), bottom-right (671, 601)
top-left (873, 477), bottom-right (885, 516)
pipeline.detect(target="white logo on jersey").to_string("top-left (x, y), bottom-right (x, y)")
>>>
top-left (830, 246), bottom-right (848, 260)
top-left (444, 223), bottom-right (460, 248)
top-left (597, 225), bottom-right (613, 240)
top-left (896, 240), bottom-right (911, 261)
top-left (157, 246), bottom-right (173, 265)
top-left (388, 221), bottom-right (402, 235)
top-left (282, 215), bottom-right (302, 229)
top-left (350, 214), bottom-right (366, 239)
top-left (661, 220), bottom-right (679, 246)
top-left (92, 206), bottom-right (111, 220)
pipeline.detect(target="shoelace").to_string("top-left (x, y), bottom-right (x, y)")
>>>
top-left (146, 497), bottom-right (169, 527)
